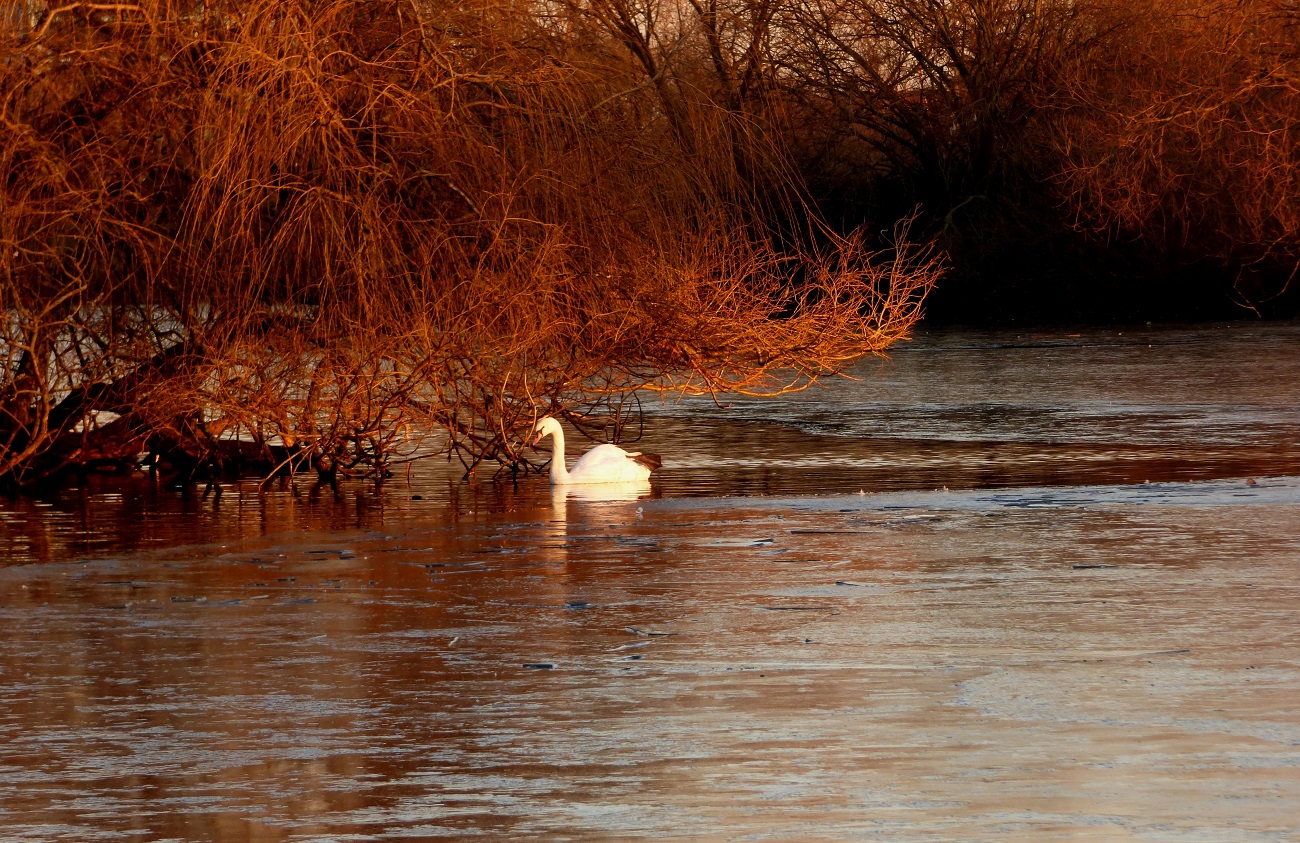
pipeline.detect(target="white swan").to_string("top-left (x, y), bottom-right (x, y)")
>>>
top-left (530, 416), bottom-right (661, 485)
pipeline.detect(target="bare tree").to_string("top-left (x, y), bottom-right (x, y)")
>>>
top-left (1057, 0), bottom-right (1300, 311)
top-left (778, 0), bottom-right (1109, 211)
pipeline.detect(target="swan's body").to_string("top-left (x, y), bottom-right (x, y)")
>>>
top-left (531, 416), bottom-right (660, 485)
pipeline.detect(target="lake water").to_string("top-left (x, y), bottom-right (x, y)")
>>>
top-left (2, 324), bottom-right (1298, 841)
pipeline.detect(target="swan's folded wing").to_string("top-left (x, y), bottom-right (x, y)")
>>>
top-left (569, 443), bottom-right (656, 482)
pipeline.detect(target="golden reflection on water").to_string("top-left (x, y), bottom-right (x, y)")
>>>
top-left (3, 479), bottom-right (1299, 840)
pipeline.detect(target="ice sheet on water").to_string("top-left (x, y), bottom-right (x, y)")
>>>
top-left (666, 400), bottom-right (1300, 448)
top-left (650, 324), bottom-right (1300, 448)
top-left (648, 475), bottom-right (1300, 515)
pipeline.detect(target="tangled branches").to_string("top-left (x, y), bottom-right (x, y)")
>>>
top-left (1058, 0), bottom-right (1300, 309)
top-left (0, 0), bottom-right (938, 488)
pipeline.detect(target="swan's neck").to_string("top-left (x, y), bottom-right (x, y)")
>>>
top-left (547, 426), bottom-right (569, 483)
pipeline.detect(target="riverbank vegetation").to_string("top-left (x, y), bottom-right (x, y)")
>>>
top-left (1, 0), bottom-right (1295, 487)
top-left (0, 0), bottom-right (939, 486)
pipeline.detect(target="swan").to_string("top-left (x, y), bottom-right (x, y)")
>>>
top-left (530, 416), bottom-right (661, 485)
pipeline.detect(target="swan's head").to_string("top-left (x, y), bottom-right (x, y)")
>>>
top-left (530, 416), bottom-right (562, 447)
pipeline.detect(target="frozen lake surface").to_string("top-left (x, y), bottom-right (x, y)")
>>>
top-left (1, 324), bottom-right (1298, 840)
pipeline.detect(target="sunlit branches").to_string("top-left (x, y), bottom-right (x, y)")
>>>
top-left (0, 0), bottom-right (937, 487)
top-left (1057, 0), bottom-right (1300, 309)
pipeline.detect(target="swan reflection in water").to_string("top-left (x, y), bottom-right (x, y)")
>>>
top-left (541, 480), bottom-right (653, 566)
top-left (554, 480), bottom-right (653, 503)
top-left (528, 413), bottom-right (658, 568)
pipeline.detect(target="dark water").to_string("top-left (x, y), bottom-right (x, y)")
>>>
top-left (1, 324), bottom-right (1298, 841)
top-left (645, 322), bottom-right (1300, 494)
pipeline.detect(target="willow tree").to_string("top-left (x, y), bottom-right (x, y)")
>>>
top-left (0, 0), bottom-right (939, 487)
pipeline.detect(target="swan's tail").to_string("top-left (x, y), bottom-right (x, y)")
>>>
top-left (630, 452), bottom-right (662, 471)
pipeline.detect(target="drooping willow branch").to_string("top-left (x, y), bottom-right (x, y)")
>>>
top-left (0, 0), bottom-right (939, 487)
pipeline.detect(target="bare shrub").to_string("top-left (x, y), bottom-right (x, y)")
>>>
top-left (1057, 0), bottom-right (1300, 309)
top-left (0, 0), bottom-right (939, 487)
